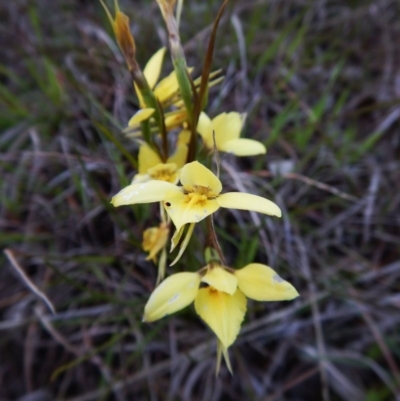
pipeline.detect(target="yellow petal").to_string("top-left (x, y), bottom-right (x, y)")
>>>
top-left (131, 173), bottom-right (150, 184)
top-left (217, 192), bottom-right (281, 217)
top-left (170, 222), bottom-right (195, 266)
top-left (142, 223), bottom-right (169, 262)
top-left (198, 112), bottom-right (246, 152)
top-left (154, 70), bottom-right (179, 104)
top-left (111, 181), bottom-right (180, 206)
top-left (133, 82), bottom-right (146, 109)
top-left (219, 138), bottom-right (266, 156)
top-left (128, 108), bottom-right (155, 127)
top-left (170, 224), bottom-right (186, 252)
top-left (194, 288), bottom-right (247, 349)
top-left (177, 129), bottom-right (191, 145)
top-left (156, 247), bottom-right (167, 285)
top-left (164, 190), bottom-right (219, 231)
top-left (179, 161), bottom-right (222, 196)
top-left (143, 272), bottom-right (200, 322)
top-left (164, 109), bottom-right (188, 130)
top-left (138, 144), bottom-right (162, 174)
top-left (154, 67), bottom-right (194, 105)
top-left (147, 163), bottom-right (179, 183)
top-left (143, 47), bottom-right (166, 89)
top-left (134, 47), bottom-right (167, 104)
top-left (234, 263), bottom-right (299, 301)
top-left (167, 143), bottom-right (187, 168)
top-left (197, 112), bottom-right (213, 148)
top-left (202, 266), bottom-right (238, 295)
top-left (216, 340), bottom-right (233, 376)
top-left (212, 112), bottom-right (243, 145)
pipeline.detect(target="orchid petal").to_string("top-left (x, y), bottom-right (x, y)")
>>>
top-left (142, 223), bottom-right (169, 262)
top-left (179, 161), bottom-right (222, 196)
top-left (164, 189), bottom-right (219, 231)
top-left (170, 224), bottom-right (186, 252)
top-left (154, 67), bottom-right (194, 104)
top-left (219, 138), bottom-right (266, 156)
top-left (194, 288), bottom-right (246, 349)
top-left (167, 143), bottom-right (187, 168)
top-left (212, 112), bottom-right (243, 144)
top-left (128, 108), bottom-right (155, 127)
top-left (143, 47), bottom-right (166, 89)
top-left (234, 263), bottom-right (299, 301)
top-left (154, 70), bottom-right (179, 103)
top-left (197, 112), bottom-right (213, 148)
top-left (164, 109), bottom-right (188, 130)
top-left (201, 266), bottom-right (238, 295)
top-left (131, 173), bottom-right (150, 184)
top-left (216, 340), bottom-right (233, 375)
top-left (177, 129), bottom-right (191, 145)
top-left (111, 181), bottom-right (180, 206)
top-left (170, 223), bottom-right (195, 266)
top-left (147, 163), bottom-right (179, 183)
top-left (133, 82), bottom-right (146, 108)
top-left (217, 192), bottom-right (281, 217)
top-left (143, 272), bottom-right (200, 322)
top-left (138, 144), bottom-right (162, 174)
top-left (156, 246), bottom-right (167, 285)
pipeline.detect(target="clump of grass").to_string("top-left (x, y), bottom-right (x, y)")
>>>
top-left (1, 0), bottom-right (400, 400)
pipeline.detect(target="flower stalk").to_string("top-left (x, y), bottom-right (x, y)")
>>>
top-left (206, 216), bottom-right (226, 265)
top-left (102, 0), bottom-right (299, 374)
top-left (156, 0), bottom-right (194, 120)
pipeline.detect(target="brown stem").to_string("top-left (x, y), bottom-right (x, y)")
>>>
top-left (206, 215), bottom-right (226, 265)
top-left (157, 99), bottom-right (169, 162)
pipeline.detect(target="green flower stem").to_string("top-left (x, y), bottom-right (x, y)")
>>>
top-left (156, 0), bottom-right (195, 162)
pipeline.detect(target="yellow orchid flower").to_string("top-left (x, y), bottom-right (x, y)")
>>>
top-left (197, 111), bottom-right (266, 156)
top-left (127, 108), bottom-right (156, 128)
top-left (128, 48), bottom-right (190, 127)
top-left (142, 222), bottom-right (169, 263)
top-left (112, 161), bottom-right (281, 232)
top-left (133, 47), bottom-right (167, 110)
top-left (142, 221), bottom-right (170, 284)
top-left (131, 47), bottom-right (189, 112)
top-left (127, 50), bottom-right (222, 132)
top-left (143, 263), bottom-right (299, 372)
top-left (126, 109), bottom-right (189, 136)
top-left (177, 129), bottom-right (191, 145)
top-left (132, 143), bottom-right (187, 184)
